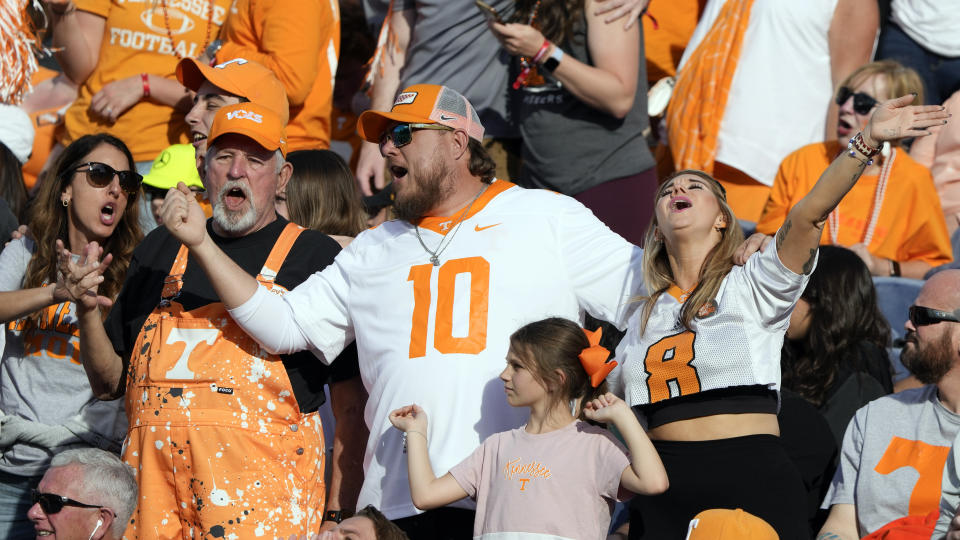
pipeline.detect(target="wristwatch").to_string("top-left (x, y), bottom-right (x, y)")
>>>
top-left (540, 46), bottom-right (564, 74)
top-left (204, 39), bottom-right (223, 64)
top-left (323, 509), bottom-right (353, 523)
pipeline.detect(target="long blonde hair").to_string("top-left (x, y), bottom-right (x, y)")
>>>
top-left (636, 170), bottom-right (744, 336)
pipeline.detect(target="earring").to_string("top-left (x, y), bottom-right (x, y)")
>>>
top-left (61, 198), bottom-right (69, 208)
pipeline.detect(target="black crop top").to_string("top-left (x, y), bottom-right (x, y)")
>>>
top-left (635, 385), bottom-right (779, 429)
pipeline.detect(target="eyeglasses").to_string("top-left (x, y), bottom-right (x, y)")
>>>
top-left (66, 162), bottom-right (143, 195)
top-left (908, 305), bottom-right (960, 327)
top-left (379, 123), bottom-right (454, 150)
top-left (835, 86), bottom-right (880, 115)
top-left (31, 489), bottom-right (102, 514)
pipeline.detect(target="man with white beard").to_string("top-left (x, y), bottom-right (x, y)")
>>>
top-left (69, 103), bottom-right (355, 538)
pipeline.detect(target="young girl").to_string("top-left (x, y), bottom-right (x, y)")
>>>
top-left (389, 317), bottom-right (668, 539)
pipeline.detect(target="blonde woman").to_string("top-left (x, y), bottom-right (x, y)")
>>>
top-left (609, 95), bottom-right (947, 539)
top-left (758, 60), bottom-right (953, 278)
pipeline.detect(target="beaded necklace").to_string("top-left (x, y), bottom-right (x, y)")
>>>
top-left (828, 146), bottom-right (896, 247)
top-left (161, 0), bottom-right (217, 60)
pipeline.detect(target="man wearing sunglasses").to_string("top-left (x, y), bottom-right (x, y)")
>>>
top-left (135, 83), bottom-right (770, 537)
top-left (69, 102), bottom-right (361, 538)
top-left (27, 448), bottom-right (136, 540)
top-left (820, 270), bottom-right (960, 540)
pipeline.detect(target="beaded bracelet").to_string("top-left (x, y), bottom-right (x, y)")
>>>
top-left (848, 132), bottom-right (880, 165)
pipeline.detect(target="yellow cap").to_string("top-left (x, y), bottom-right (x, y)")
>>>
top-left (142, 144), bottom-right (204, 191)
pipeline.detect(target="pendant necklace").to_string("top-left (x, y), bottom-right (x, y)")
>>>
top-left (414, 184), bottom-right (488, 266)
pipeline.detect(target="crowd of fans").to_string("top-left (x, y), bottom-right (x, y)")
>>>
top-left (2, 0), bottom-right (960, 539)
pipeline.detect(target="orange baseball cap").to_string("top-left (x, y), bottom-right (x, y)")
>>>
top-left (357, 84), bottom-right (485, 144)
top-left (685, 509), bottom-right (779, 540)
top-left (177, 57), bottom-right (290, 125)
top-left (208, 102), bottom-right (288, 157)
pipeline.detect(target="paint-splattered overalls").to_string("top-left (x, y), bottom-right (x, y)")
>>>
top-left (122, 223), bottom-right (326, 539)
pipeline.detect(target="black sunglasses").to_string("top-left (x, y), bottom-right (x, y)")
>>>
top-left (835, 86), bottom-right (880, 115)
top-left (31, 489), bottom-right (102, 514)
top-left (66, 162), bottom-right (143, 195)
top-left (909, 305), bottom-right (960, 327)
top-left (379, 123), bottom-right (453, 150)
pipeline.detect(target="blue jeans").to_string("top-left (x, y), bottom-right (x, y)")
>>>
top-left (876, 22), bottom-right (960, 105)
top-left (0, 469), bottom-right (43, 539)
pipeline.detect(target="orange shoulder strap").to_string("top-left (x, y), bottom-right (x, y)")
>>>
top-left (258, 222), bottom-right (305, 284)
top-left (666, 0), bottom-right (755, 175)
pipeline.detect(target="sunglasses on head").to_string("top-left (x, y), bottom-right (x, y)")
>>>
top-left (909, 305), bottom-right (960, 327)
top-left (31, 489), bottom-right (102, 514)
top-left (835, 86), bottom-right (880, 115)
top-left (66, 162), bottom-right (143, 195)
top-left (379, 123), bottom-right (454, 150)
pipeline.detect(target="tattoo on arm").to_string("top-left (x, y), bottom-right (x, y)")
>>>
top-left (802, 248), bottom-right (817, 274)
top-left (776, 219), bottom-right (792, 251)
top-left (816, 534), bottom-right (842, 540)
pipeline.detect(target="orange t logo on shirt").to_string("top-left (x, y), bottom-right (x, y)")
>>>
top-left (874, 436), bottom-right (951, 516)
top-left (503, 457), bottom-right (552, 491)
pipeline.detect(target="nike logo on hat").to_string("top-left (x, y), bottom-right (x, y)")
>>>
top-left (440, 114), bottom-right (456, 121)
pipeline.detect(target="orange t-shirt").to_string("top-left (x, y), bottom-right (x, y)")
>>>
top-left (643, 0), bottom-right (707, 84)
top-left (757, 141), bottom-right (953, 267)
top-left (217, 0), bottom-right (339, 151)
top-left (63, 0), bottom-right (232, 162)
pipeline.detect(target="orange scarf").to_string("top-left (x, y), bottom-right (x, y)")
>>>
top-left (666, 0), bottom-right (755, 175)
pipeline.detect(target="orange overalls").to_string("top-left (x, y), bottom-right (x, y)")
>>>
top-left (122, 223), bottom-right (326, 539)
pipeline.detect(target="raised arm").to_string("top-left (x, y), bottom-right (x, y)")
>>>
top-left (388, 404), bottom-right (469, 510)
top-left (583, 393), bottom-right (669, 496)
top-left (490, 0), bottom-right (640, 119)
top-left (776, 94), bottom-right (949, 274)
top-left (354, 7), bottom-right (414, 196)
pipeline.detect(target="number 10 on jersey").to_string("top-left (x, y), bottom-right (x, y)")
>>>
top-left (407, 257), bottom-right (490, 358)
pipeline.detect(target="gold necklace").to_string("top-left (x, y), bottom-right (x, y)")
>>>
top-left (161, 0), bottom-right (216, 60)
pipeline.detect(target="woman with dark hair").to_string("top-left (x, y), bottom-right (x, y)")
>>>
top-left (782, 245), bottom-right (893, 443)
top-left (0, 133), bottom-right (142, 537)
top-left (278, 150), bottom-right (367, 247)
top-left (608, 96), bottom-right (946, 539)
top-left (488, 0), bottom-right (656, 245)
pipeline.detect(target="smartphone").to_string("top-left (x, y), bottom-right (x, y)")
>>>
top-left (475, 0), bottom-right (503, 24)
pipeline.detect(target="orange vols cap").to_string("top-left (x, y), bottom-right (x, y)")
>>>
top-left (208, 102), bottom-right (288, 157)
top-left (357, 84), bottom-right (485, 144)
top-left (177, 57), bottom-right (290, 125)
top-left (685, 509), bottom-right (779, 540)
top-left (579, 327), bottom-right (617, 388)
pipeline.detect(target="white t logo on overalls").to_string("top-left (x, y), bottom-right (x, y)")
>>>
top-left (164, 328), bottom-right (219, 379)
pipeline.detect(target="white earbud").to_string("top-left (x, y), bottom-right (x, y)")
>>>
top-left (87, 519), bottom-right (103, 540)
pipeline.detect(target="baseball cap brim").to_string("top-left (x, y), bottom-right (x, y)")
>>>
top-left (177, 58), bottom-right (224, 93)
top-left (357, 110), bottom-right (440, 144)
top-left (211, 127), bottom-right (287, 157)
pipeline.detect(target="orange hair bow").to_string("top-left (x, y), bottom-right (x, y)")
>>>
top-left (579, 328), bottom-right (618, 388)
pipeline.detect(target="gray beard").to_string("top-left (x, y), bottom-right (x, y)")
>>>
top-left (212, 180), bottom-right (258, 234)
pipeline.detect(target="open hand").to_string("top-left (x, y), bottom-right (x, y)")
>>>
top-left (865, 93), bottom-right (950, 147)
top-left (733, 233), bottom-right (772, 266)
top-left (583, 392), bottom-right (630, 424)
top-left (90, 75), bottom-right (144, 124)
top-left (389, 404), bottom-right (428, 433)
top-left (161, 182), bottom-right (208, 248)
top-left (489, 21), bottom-right (547, 58)
top-left (54, 240), bottom-right (114, 311)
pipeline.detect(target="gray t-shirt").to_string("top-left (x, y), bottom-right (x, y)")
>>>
top-left (514, 12), bottom-right (654, 195)
top-left (393, 0), bottom-right (516, 138)
top-left (823, 385), bottom-right (960, 536)
top-left (0, 238), bottom-right (126, 477)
